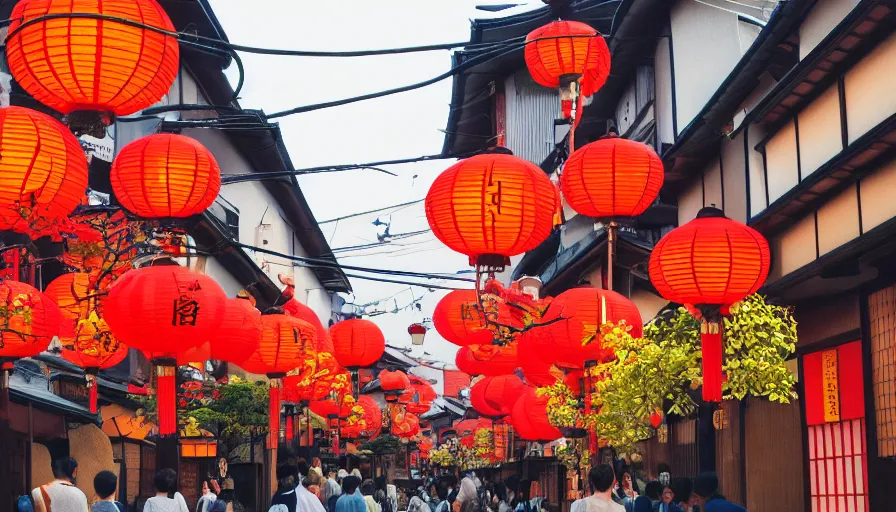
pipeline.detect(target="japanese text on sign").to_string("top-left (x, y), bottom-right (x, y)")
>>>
top-left (822, 349), bottom-right (840, 423)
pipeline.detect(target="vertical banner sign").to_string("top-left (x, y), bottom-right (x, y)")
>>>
top-left (822, 350), bottom-right (841, 423)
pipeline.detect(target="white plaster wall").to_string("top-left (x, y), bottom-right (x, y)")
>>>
top-left (797, 84), bottom-right (842, 177)
top-left (671, 0), bottom-right (744, 134)
top-left (703, 159), bottom-right (723, 211)
top-left (769, 213), bottom-right (816, 281)
top-left (631, 289), bottom-right (669, 324)
top-left (816, 183), bottom-right (859, 256)
top-left (205, 256), bottom-right (246, 298)
top-left (561, 214), bottom-right (594, 249)
top-left (654, 34), bottom-right (675, 146)
top-left (859, 159), bottom-right (896, 232)
top-left (844, 32), bottom-right (896, 144)
top-left (799, 0), bottom-right (860, 59)
top-left (678, 178), bottom-right (703, 225)
top-left (721, 132), bottom-right (748, 223)
top-left (616, 80), bottom-right (638, 136)
top-left (765, 120), bottom-right (799, 203)
top-left (737, 20), bottom-right (763, 54)
top-left (733, 72), bottom-right (778, 132)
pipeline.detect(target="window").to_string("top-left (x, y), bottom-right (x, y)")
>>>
top-left (808, 419), bottom-right (868, 512)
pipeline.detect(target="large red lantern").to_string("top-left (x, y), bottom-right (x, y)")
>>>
top-left (379, 369), bottom-right (410, 396)
top-left (649, 207), bottom-right (771, 402)
top-left (0, 280), bottom-right (62, 360)
top-left (0, 107), bottom-right (88, 236)
top-left (7, 0), bottom-right (180, 118)
top-left (103, 265), bottom-right (227, 434)
top-left (516, 334), bottom-right (556, 387)
top-left (212, 298), bottom-right (262, 364)
top-left (432, 290), bottom-right (493, 346)
top-left (46, 273), bottom-right (128, 413)
top-left (392, 409), bottom-right (421, 439)
top-left (403, 375), bottom-right (437, 415)
top-left (510, 387), bottom-right (561, 442)
top-left (283, 299), bottom-right (331, 353)
top-left (425, 154), bottom-right (560, 268)
top-left (525, 21), bottom-right (611, 93)
top-left (455, 344), bottom-right (518, 377)
top-left (560, 138), bottom-right (664, 218)
top-left (471, 375), bottom-right (528, 418)
top-left (533, 287), bottom-right (642, 370)
top-left (111, 134), bottom-right (221, 218)
top-left (329, 319), bottom-right (385, 370)
top-left (239, 314), bottom-right (318, 448)
top-left (341, 394), bottom-right (382, 440)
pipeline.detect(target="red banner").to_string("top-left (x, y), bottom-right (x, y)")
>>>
top-left (803, 341), bottom-right (864, 426)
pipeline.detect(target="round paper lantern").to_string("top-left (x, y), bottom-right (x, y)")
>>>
top-left (0, 107), bottom-right (88, 233)
top-left (239, 315), bottom-right (318, 378)
top-left (342, 394), bottom-right (382, 439)
top-left (392, 410), bottom-right (420, 439)
top-left (471, 375), bottom-right (528, 417)
top-left (649, 207), bottom-right (771, 402)
top-left (379, 369), bottom-right (410, 394)
top-left (0, 280), bottom-right (62, 360)
top-left (111, 134), bottom-right (221, 218)
top-left (560, 138), bottom-right (664, 218)
top-left (516, 334), bottom-right (556, 387)
top-left (510, 387), bottom-right (561, 442)
top-left (533, 287), bottom-right (642, 369)
top-left (212, 298), bottom-right (262, 364)
top-left (455, 344), bottom-right (518, 377)
top-left (470, 378), bottom-right (504, 417)
top-left (283, 298), bottom-right (331, 353)
top-left (525, 21), bottom-right (611, 92)
top-left (432, 290), bottom-right (493, 346)
top-left (7, 0), bottom-right (179, 117)
top-left (329, 319), bottom-right (385, 369)
top-left (425, 154), bottom-right (560, 266)
top-left (403, 375), bottom-right (436, 414)
top-left (310, 397), bottom-right (343, 419)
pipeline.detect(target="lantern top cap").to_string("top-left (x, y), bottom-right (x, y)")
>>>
top-left (695, 206), bottom-right (726, 219)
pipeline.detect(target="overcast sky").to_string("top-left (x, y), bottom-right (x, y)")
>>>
top-left (208, 1), bottom-right (542, 363)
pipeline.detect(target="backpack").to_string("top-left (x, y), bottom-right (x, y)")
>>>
top-left (16, 495), bottom-right (34, 512)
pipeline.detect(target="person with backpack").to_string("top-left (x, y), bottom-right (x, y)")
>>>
top-left (31, 457), bottom-right (90, 512)
top-left (92, 471), bottom-right (125, 512)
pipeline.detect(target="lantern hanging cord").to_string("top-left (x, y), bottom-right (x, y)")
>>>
top-left (231, 241), bottom-right (475, 283)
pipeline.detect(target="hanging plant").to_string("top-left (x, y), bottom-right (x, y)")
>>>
top-left (429, 445), bottom-right (456, 467)
top-left (473, 428), bottom-right (493, 457)
top-left (537, 379), bottom-right (581, 428)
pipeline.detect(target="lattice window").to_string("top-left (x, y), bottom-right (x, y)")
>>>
top-left (868, 286), bottom-right (896, 456)
top-left (808, 419), bottom-right (868, 512)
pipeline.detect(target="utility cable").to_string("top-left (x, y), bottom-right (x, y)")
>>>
top-left (319, 199), bottom-right (425, 224)
top-left (231, 241), bottom-right (474, 282)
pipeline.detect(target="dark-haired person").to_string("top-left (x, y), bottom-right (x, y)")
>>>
top-left (657, 484), bottom-right (683, 512)
top-left (614, 467), bottom-right (637, 510)
top-left (632, 481), bottom-right (662, 512)
top-left (271, 464), bottom-right (299, 512)
top-left (336, 476), bottom-right (367, 512)
top-left (92, 470), bottom-right (125, 512)
top-left (144, 469), bottom-right (189, 512)
top-left (295, 460), bottom-right (328, 512)
top-left (581, 464), bottom-right (624, 512)
top-left (693, 473), bottom-right (744, 512)
top-left (32, 457), bottom-right (89, 512)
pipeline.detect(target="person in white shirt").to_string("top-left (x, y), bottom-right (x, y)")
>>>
top-left (144, 469), bottom-right (189, 512)
top-left (31, 457), bottom-right (90, 512)
top-left (196, 481), bottom-right (218, 512)
top-left (582, 465), bottom-right (625, 512)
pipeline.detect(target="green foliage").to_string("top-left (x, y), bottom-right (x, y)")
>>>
top-left (187, 381), bottom-right (269, 440)
top-left (723, 294), bottom-right (798, 403)
top-left (584, 294), bottom-right (797, 450)
top-left (360, 434), bottom-right (401, 455)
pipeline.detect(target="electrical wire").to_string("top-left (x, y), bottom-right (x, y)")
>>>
top-left (232, 241), bottom-right (474, 282)
top-left (319, 199), bottom-right (425, 224)
top-left (342, 272), bottom-right (469, 291)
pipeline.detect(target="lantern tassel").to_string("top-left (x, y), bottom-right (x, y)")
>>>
top-left (156, 365), bottom-right (176, 436)
top-left (269, 379), bottom-right (282, 449)
top-left (286, 414), bottom-right (294, 441)
top-left (86, 372), bottom-right (98, 414)
top-left (701, 319), bottom-right (723, 403)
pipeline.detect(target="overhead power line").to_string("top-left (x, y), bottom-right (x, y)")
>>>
top-left (319, 199), bottom-right (425, 224)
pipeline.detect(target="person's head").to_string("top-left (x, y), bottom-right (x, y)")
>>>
top-left (661, 486), bottom-right (674, 504)
top-left (437, 481), bottom-right (449, 501)
top-left (644, 481), bottom-right (663, 501)
top-left (428, 482), bottom-right (439, 499)
top-left (618, 468), bottom-right (633, 489)
top-left (361, 479), bottom-right (376, 496)
top-left (518, 479), bottom-right (531, 500)
top-left (342, 476), bottom-right (361, 495)
top-left (52, 457), bottom-right (78, 483)
top-left (93, 470), bottom-right (117, 500)
top-left (693, 472), bottom-right (719, 506)
top-left (598, 447), bottom-right (616, 466)
top-left (328, 467), bottom-right (338, 479)
top-left (493, 483), bottom-right (506, 503)
top-left (277, 464), bottom-right (296, 489)
top-left (670, 478), bottom-right (692, 506)
top-left (313, 457), bottom-right (322, 468)
top-left (296, 460), bottom-right (310, 480)
top-left (589, 464), bottom-right (616, 494)
top-left (153, 468), bottom-right (177, 495)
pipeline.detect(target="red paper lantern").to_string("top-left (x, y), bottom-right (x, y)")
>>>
top-left (392, 409), bottom-right (420, 438)
top-left (471, 378), bottom-right (503, 417)
top-left (341, 394), bottom-right (382, 440)
top-left (111, 134), bottom-right (221, 218)
top-left (283, 298), bottom-right (331, 353)
top-left (649, 207), bottom-right (771, 402)
top-left (379, 369), bottom-right (411, 393)
top-left (510, 387), bottom-right (561, 442)
top-left (239, 315), bottom-right (318, 378)
top-left (560, 138), bottom-right (664, 218)
top-left (212, 298), bottom-right (262, 364)
top-left (471, 375), bottom-right (528, 417)
top-left (0, 280), bottom-right (62, 360)
top-left (310, 397), bottom-right (343, 419)
top-left (403, 375), bottom-right (436, 415)
top-left (329, 319), bottom-right (385, 369)
top-left (7, 0), bottom-right (179, 117)
top-left (649, 410), bottom-right (664, 429)
top-left (0, 106), bottom-right (89, 235)
top-left (103, 265), bottom-right (227, 435)
top-left (525, 21), bottom-right (611, 93)
top-left (432, 290), bottom-right (493, 346)
top-left (516, 334), bottom-right (556, 387)
top-left (425, 154), bottom-right (560, 266)
top-left (46, 272), bottom-right (128, 413)
top-left (455, 344), bottom-right (518, 377)
top-left (532, 287), bottom-right (642, 370)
